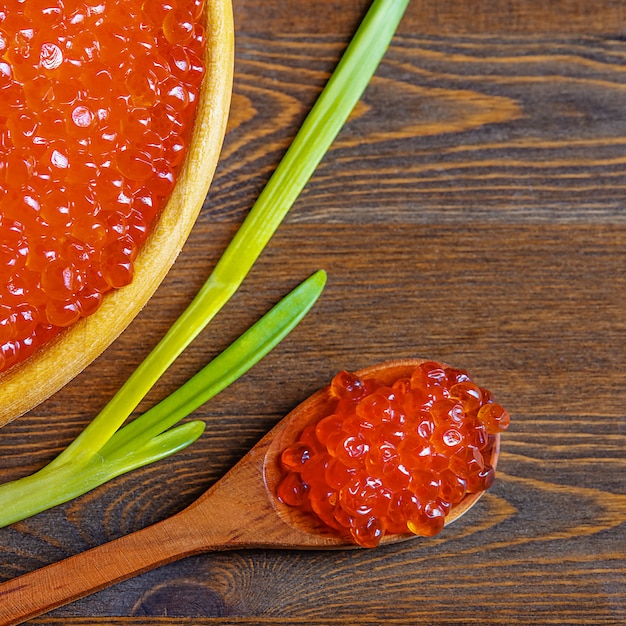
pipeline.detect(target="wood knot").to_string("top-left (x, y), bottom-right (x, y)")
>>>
top-left (131, 580), bottom-right (228, 617)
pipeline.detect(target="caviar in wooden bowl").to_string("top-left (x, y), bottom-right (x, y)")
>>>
top-left (0, 0), bottom-right (234, 425)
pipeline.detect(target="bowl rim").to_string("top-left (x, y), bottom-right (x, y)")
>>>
top-left (0, 0), bottom-right (235, 427)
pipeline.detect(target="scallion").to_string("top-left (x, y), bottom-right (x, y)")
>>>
top-left (0, 0), bottom-right (409, 527)
top-left (0, 271), bottom-right (326, 527)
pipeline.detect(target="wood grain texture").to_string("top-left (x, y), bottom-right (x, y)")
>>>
top-left (0, 0), bottom-right (625, 624)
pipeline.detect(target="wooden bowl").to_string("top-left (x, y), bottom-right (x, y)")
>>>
top-left (0, 0), bottom-right (234, 427)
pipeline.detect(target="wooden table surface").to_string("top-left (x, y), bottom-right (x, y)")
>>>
top-left (1, 0), bottom-right (625, 623)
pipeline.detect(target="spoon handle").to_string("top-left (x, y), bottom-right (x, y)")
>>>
top-left (0, 513), bottom-right (206, 624)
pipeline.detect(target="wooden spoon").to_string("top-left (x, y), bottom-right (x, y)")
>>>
top-left (0, 0), bottom-right (234, 427)
top-left (0, 359), bottom-right (500, 624)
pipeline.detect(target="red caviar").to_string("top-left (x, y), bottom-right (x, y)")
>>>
top-left (277, 362), bottom-right (510, 548)
top-left (0, 0), bottom-right (206, 373)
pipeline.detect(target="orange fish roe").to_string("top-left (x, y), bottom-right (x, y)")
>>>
top-left (277, 362), bottom-right (510, 548)
top-left (0, 0), bottom-right (206, 373)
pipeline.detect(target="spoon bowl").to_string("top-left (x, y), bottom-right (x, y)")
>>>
top-left (0, 0), bottom-right (234, 427)
top-left (263, 358), bottom-right (499, 546)
top-left (0, 359), bottom-right (500, 623)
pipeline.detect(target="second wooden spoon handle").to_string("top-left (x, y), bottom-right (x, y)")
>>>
top-left (0, 514), bottom-right (204, 625)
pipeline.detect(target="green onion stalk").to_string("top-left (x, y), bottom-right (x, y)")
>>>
top-left (0, 0), bottom-right (410, 528)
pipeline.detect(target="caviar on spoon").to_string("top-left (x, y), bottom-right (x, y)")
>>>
top-left (0, 358), bottom-right (509, 623)
top-left (275, 360), bottom-right (509, 548)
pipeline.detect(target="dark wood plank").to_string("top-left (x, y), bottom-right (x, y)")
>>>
top-left (214, 32), bottom-right (626, 224)
top-left (235, 0), bottom-right (626, 36)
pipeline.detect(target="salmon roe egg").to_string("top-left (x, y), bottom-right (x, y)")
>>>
top-left (0, 0), bottom-right (206, 373)
top-left (276, 362), bottom-right (510, 548)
